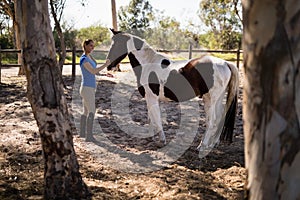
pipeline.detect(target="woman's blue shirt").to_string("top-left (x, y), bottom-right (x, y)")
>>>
top-left (80, 54), bottom-right (97, 88)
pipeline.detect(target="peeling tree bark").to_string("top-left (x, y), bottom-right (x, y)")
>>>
top-left (243, 0), bottom-right (300, 199)
top-left (15, 0), bottom-right (90, 199)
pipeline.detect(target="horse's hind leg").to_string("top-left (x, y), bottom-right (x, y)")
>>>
top-left (198, 90), bottom-right (226, 157)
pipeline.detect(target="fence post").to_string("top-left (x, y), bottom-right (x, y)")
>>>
top-left (189, 42), bottom-right (193, 59)
top-left (72, 46), bottom-right (76, 79)
top-left (236, 41), bottom-right (241, 69)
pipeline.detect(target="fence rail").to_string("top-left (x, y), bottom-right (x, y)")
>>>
top-left (0, 46), bottom-right (242, 83)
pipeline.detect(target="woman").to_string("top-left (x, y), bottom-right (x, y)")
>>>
top-left (79, 39), bottom-right (111, 142)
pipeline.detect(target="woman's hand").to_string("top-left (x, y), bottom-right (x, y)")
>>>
top-left (106, 73), bottom-right (114, 78)
top-left (95, 59), bottom-right (112, 74)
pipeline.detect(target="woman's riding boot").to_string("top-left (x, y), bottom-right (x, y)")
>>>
top-left (80, 115), bottom-right (87, 138)
top-left (86, 112), bottom-right (96, 142)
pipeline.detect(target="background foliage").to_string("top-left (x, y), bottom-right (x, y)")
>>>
top-left (199, 0), bottom-right (242, 49)
top-left (0, 0), bottom-right (242, 57)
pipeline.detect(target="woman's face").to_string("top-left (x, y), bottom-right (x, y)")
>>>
top-left (85, 41), bottom-right (94, 53)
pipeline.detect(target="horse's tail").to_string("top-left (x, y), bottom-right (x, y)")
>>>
top-left (220, 62), bottom-right (239, 143)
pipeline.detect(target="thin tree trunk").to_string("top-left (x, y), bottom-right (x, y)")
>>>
top-left (243, 0), bottom-right (300, 199)
top-left (15, 26), bottom-right (24, 75)
top-left (0, 0), bottom-right (24, 75)
top-left (111, 0), bottom-right (118, 31)
top-left (50, 0), bottom-right (67, 72)
top-left (15, 0), bottom-right (90, 199)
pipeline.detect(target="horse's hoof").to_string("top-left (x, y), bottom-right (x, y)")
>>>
top-left (159, 137), bottom-right (166, 145)
top-left (158, 132), bottom-right (166, 145)
top-left (197, 145), bottom-right (213, 158)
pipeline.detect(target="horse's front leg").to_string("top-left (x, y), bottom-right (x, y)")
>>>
top-left (144, 90), bottom-right (166, 144)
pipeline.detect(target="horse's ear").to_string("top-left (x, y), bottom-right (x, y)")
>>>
top-left (110, 28), bottom-right (121, 35)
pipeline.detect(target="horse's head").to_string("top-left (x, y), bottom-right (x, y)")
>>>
top-left (106, 29), bottom-right (130, 71)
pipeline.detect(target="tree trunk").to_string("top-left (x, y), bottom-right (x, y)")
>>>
top-left (243, 0), bottom-right (300, 199)
top-left (15, 0), bottom-right (90, 199)
top-left (111, 0), bottom-right (118, 31)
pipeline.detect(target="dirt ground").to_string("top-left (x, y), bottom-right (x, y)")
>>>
top-left (0, 65), bottom-right (246, 200)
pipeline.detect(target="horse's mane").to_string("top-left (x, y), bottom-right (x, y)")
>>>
top-left (129, 34), bottom-right (169, 63)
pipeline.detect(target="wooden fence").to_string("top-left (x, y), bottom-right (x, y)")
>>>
top-left (0, 46), bottom-right (242, 83)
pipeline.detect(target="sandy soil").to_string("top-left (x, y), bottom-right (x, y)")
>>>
top-left (0, 65), bottom-right (246, 199)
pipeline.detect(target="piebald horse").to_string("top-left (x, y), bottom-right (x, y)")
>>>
top-left (106, 29), bottom-right (239, 156)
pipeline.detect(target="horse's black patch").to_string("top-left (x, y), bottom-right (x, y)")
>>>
top-left (130, 54), bottom-right (160, 97)
top-left (193, 62), bottom-right (214, 90)
top-left (129, 53), bottom-right (146, 97)
top-left (178, 59), bottom-right (214, 97)
top-left (148, 72), bottom-right (160, 96)
top-left (110, 28), bottom-right (122, 35)
top-left (107, 34), bottom-right (131, 70)
top-left (133, 37), bottom-right (144, 50)
top-left (161, 59), bottom-right (170, 69)
top-left (164, 70), bottom-right (198, 102)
